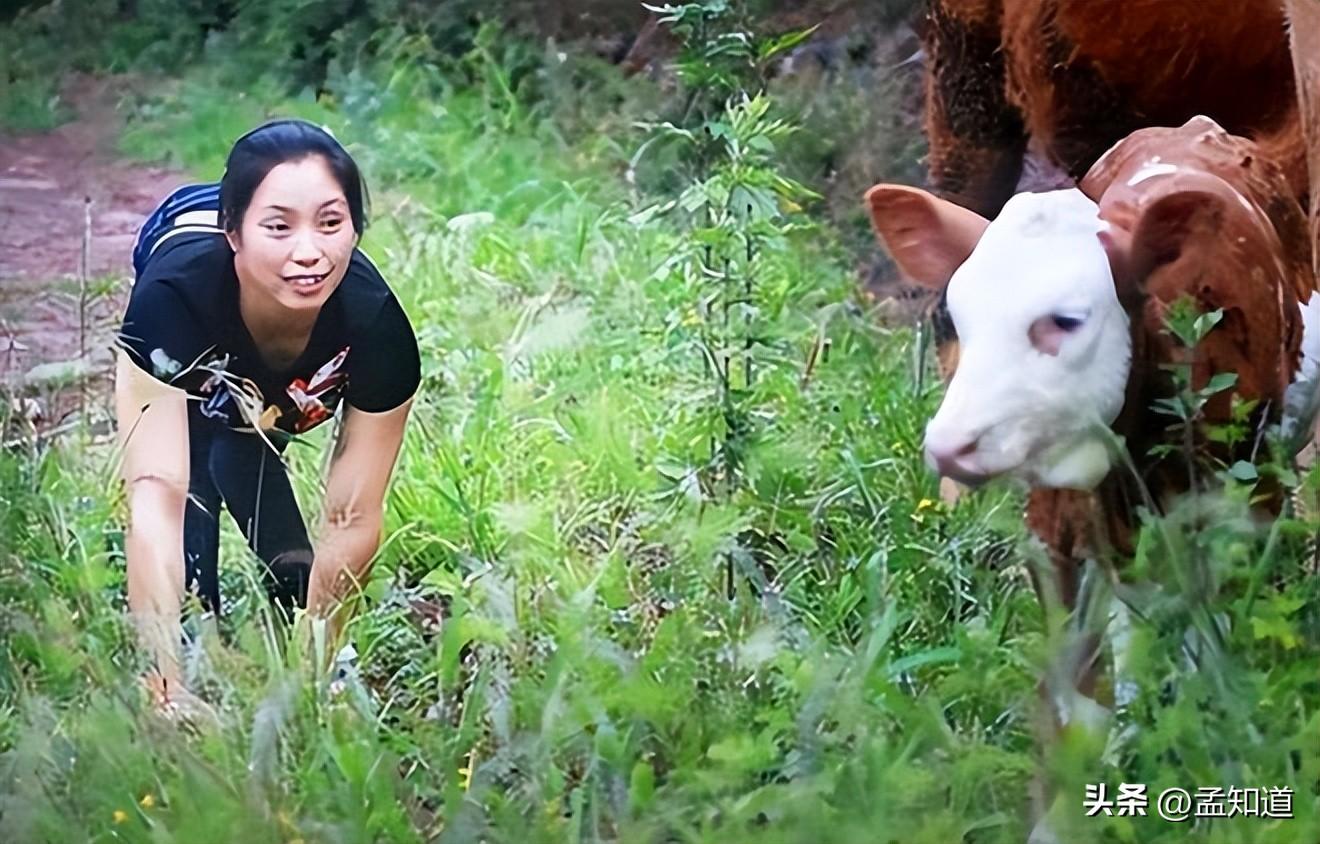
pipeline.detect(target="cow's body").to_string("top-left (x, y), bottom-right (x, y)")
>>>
top-left (1288, 0), bottom-right (1320, 273)
top-left (923, 0), bottom-right (1305, 219)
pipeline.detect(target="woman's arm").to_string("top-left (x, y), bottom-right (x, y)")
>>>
top-left (306, 399), bottom-right (412, 625)
top-left (114, 349), bottom-right (190, 689)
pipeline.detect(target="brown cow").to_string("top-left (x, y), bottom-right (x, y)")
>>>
top-left (921, 0), bottom-right (1306, 220)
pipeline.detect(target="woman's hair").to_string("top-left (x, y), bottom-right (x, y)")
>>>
top-left (219, 118), bottom-right (369, 236)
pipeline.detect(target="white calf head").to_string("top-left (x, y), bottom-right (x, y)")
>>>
top-left (867, 186), bottom-right (1132, 490)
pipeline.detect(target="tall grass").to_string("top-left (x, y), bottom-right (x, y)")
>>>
top-left (1, 5), bottom-right (1318, 843)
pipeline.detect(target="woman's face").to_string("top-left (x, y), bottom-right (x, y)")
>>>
top-left (227, 154), bottom-right (357, 313)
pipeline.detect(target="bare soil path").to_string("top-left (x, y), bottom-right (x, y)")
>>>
top-left (0, 74), bottom-right (189, 426)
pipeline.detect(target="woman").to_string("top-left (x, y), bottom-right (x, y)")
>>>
top-left (115, 119), bottom-right (419, 708)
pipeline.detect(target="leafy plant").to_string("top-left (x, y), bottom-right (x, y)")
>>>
top-left (632, 1), bottom-right (827, 598)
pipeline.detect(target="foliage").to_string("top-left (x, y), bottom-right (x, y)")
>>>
top-left (632, 3), bottom-right (827, 598)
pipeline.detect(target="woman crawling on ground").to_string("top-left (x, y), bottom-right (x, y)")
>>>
top-left (115, 119), bottom-right (419, 713)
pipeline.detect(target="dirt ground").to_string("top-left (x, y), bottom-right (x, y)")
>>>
top-left (0, 75), bottom-right (188, 420)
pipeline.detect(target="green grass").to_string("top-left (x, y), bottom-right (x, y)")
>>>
top-left (1, 12), bottom-right (1318, 844)
top-left (0, 77), bottom-right (68, 133)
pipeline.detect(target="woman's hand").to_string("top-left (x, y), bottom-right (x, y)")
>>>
top-left (142, 671), bottom-right (221, 731)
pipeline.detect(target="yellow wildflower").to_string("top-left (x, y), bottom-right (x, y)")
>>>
top-left (277, 810), bottom-right (297, 831)
top-left (139, 793), bottom-right (155, 808)
top-left (459, 750), bottom-right (476, 791)
top-left (917, 498), bottom-right (935, 511)
top-left (112, 809), bottom-right (128, 824)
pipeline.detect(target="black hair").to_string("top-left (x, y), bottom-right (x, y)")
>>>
top-left (219, 118), bottom-right (369, 236)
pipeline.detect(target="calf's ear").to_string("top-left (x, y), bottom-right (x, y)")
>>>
top-left (865, 184), bottom-right (989, 290)
top-left (1126, 189), bottom-right (1227, 284)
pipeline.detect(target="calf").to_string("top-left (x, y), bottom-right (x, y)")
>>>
top-left (869, 111), bottom-right (1320, 842)
top-left (913, 1), bottom-right (1315, 509)
top-left (873, 112), bottom-right (1317, 664)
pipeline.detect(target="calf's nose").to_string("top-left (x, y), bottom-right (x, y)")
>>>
top-left (924, 429), bottom-right (980, 478)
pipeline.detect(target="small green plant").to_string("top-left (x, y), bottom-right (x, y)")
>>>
top-left (647, 1), bottom-right (818, 109)
top-left (1149, 298), bottom-right (1250, 486)
top-left (634, 1), bottom-right (823, 597)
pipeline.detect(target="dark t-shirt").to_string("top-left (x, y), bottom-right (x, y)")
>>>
top-left (119, 232), bottom-right (420, 436)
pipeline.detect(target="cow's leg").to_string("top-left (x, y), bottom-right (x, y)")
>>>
top-left (1023, 490), bottom-right (1117, 838)
top-left (1108, 596), bottom-right (1139, 711)
top-left (1025, 491), bottom-right (1111, 727)
top-left (1026, 555), bottom-right (1113, 844)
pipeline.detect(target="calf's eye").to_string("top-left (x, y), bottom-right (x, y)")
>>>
top-left (1029, 311), bottom-right (1089, 356)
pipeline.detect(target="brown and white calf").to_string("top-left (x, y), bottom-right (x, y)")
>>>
top-left (871, 2), bottom-right (1320, 837)
top-left (909, 0), bottom-right (1320, 508)
top-left (868, 114), bottom-right (1320, 722)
